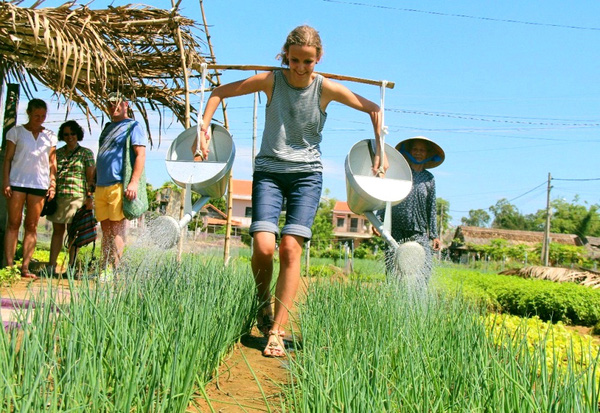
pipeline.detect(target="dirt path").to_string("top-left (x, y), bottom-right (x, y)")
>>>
top-left (194, 278), bottom-right (310, 412)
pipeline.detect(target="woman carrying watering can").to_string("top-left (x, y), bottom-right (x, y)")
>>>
top-left (377, 136), bottom-right (444, 281)
top-left (194, 25), bottom-right (388, 357)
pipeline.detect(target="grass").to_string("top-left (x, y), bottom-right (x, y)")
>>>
top-left (0, 249), bottom-right (257, 412)
top-left (4, 246), bottom-right (599, 411)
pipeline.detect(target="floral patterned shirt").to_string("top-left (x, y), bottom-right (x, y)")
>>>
top-left (378, 169), bottom-right (438, 241)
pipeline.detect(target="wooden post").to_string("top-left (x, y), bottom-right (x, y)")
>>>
top-left (172, 0), bottom-right (191, 262)
top-left (199, 0), bottom-right (234, 265)
top-left (0, 84), bottom-right (20, 266)
top-left (305, 240), bottom-right (311, 277)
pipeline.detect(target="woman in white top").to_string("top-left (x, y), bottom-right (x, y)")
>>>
top-left (2, 98), bottom-right (57, 279)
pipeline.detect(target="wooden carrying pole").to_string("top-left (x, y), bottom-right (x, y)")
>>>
top-left (199, 0), bottom-right (234, 266)
top-left (195, 64), bottom-right (395, 89)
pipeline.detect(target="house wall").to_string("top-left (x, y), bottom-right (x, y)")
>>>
top-left (231, 197), bottom-right (252, 228)
top-left (332, 209), bottom-right (372, 248)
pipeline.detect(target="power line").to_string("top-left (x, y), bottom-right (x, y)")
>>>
top-left (553, 177), bottom-right (600, 182)
top-left (387, 108), bottom-right (600, 127)
top-left (322, 0), bottom-right (600, 31)
top-left (508, 181), bottom-right (547, 203)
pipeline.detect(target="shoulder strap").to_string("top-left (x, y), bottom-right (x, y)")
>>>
top-left (57, 146), bottom-right (81, 175)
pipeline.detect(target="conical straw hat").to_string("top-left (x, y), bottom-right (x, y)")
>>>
top-left (395, 136), bottom-right (445, 169)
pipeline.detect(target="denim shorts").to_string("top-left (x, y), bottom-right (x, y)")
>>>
top-left (250, 171), bottom-right (323, 240)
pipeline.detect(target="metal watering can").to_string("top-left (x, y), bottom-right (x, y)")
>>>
top-left (344, 139), bottom-right (413, 250)
top-left (149, 123), bottom-right (235, 249)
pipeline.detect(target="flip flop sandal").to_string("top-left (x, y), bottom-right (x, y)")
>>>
top-left (263, 330), bottom-right (286, 358)
top-left (21, 271), bottom-right (38, 280)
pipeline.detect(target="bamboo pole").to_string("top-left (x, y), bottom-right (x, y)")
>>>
top-left (172, 0), bottom-right (190, 261)
top-left (191, 64), bottom-right (395, 89)
top-left (199, 0), bottom-right (234, 266)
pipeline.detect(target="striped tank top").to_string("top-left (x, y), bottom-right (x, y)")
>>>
top-left (254, 70), bottom-right (327, 173)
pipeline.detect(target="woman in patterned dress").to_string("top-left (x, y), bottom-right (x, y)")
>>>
top-left (379, 136), bottom-right (445, 280)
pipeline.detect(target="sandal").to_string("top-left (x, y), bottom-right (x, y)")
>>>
top-left (256, 305), bottom-right (274, 337)
top-left (21, 270), bottom-right (38, 280)
top-left (263, 330), bottom-right (286, 358)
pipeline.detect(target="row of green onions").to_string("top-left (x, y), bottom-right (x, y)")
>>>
top-left (285, 280), bottom-right (599, 411)
top-left (0, 250), bottom-right (256, 412)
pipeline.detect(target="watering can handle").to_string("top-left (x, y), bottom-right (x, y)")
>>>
top-left (377, 80), bottom-right (389, 176)
top-left (195, 63), bottom-right (209, 159)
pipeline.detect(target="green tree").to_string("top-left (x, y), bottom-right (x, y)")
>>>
top-left (548, 197), bottom-right (600, 237)
top-left (436, 198), bottom-right (451, 235)
top-left (461, 209), bottom-right (491, 227)
top-left (208, 196), bottom-right (226, 212)
top-left (146, 183), bottom-right (159, 211)
top-left (489, 198), bottom-right (527, 230)
top-left (532, 242), bottom-right (589, 267)
top-left (310, 196), bottom-right (336, 253)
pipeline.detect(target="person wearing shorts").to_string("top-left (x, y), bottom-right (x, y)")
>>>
top-left (195, 26), bottom-right (387, 357)
top-left (95, 91), bottom-right (147, 272)
top-left (47, 120), bottom-right (95, 273)
top-left (2, 98), bottom-right (57, 280)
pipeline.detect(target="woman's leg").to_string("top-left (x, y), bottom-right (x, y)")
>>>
top-left (249, 172), bottom-right (285, 334)
top-left (4, 191), bottom-right (26, 267)
top-left (263, 234), bottom-right (304, 357)
top-left (272, 234), bottom-right (304, 331)
top-left (252, 231), bottom-right (276, 306)
top-left (21, 193), bottom-right (45, 273)
top-left (49, 223), bottom-right (66, 267)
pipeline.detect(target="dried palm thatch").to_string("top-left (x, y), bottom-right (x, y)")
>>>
top-left (500, 266), bottom-right (600, 289)
top-left (0, 1), bottom-right (213, 143)
top-left (455, 226), bottom-right (580, 248)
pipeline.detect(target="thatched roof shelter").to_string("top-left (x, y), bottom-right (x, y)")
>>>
top-left (500, 266), bottom-right (600, 289)
top-left (582, 236), bottom-right (600, 260)
top-left (0, 0), bottom-right (214, 142)
top-left (451, 226), bottom-right (580, 250)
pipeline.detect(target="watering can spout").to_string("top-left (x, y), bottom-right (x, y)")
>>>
top-left (364, 211), bottom-right (400, 250)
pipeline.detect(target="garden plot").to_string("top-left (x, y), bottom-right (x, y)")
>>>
top-left (0, 251), bottom-right (257, 412)
top-left (2, 253), bottom-right (599, 412)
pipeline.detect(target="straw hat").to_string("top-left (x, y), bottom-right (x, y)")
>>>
top-left (395, 136), bottom-right (445, 169)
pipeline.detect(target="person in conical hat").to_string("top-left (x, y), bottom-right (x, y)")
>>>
top-left (376, 136), bottom-right (445, 281)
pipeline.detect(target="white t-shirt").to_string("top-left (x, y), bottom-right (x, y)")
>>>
top-left (6, 125), bottom-right (58, 190)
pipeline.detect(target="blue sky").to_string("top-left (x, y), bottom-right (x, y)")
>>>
top-left (8, 0), bottom-right (600, 226)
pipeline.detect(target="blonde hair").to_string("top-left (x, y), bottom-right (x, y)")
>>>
top-left (278, 25), bottom-right (323, 66)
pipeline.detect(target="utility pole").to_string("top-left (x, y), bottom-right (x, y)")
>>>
top-left (542, 173), bottom-right (552, 266)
